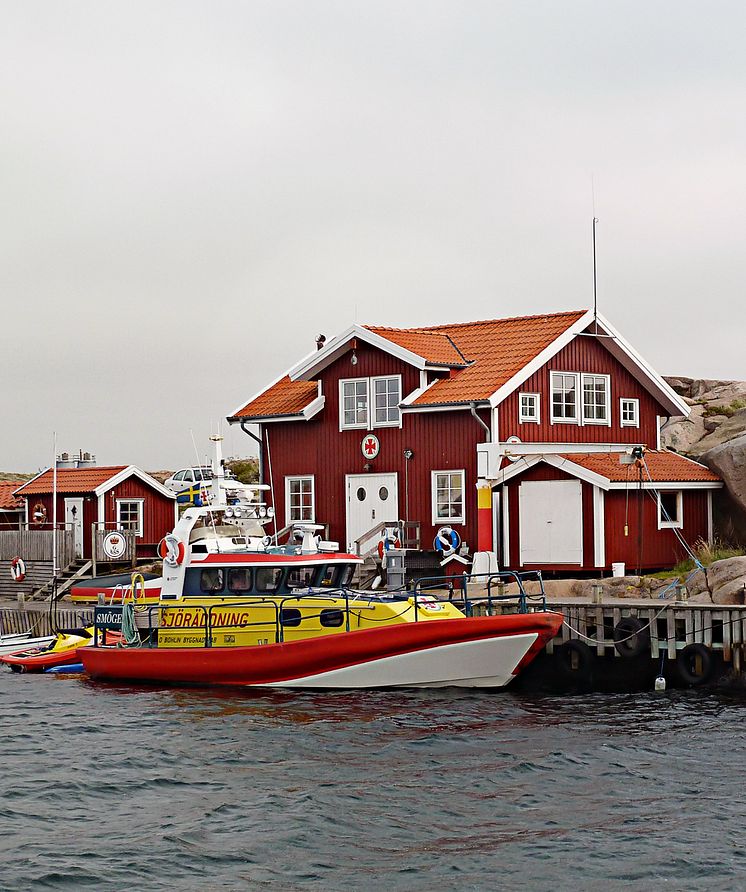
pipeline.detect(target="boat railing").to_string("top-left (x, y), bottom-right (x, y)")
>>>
top-left (412, 570), bottom-right (547, 616)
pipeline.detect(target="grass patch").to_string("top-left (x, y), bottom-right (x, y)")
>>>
top-left (646, 538), bottom-right (745, 582)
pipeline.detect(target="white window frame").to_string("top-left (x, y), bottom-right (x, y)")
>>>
top-left (550, 371), bottom-right (580, 424)
top-left (581, 373), bottom-right (612, 426)
top-left (371, 375), bottom-right (403, 428)
top-left (431, 470), bottom-right (466, 525)
top-left (285, 476), bottom-right (315, 524)
top-left (620, 397), bottom-right (640, 428)
top-left (518, 392), bottom-right (540, 424)
top-left (116, 499), bottom-right (144, 537)
top-left (339, 378), bottom-right (369, 430)
top-left (658, 490), bottom-right (683, 530)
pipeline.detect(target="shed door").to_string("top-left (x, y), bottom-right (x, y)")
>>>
top-left (64, 497), bottom-right (84, 559)
top-left (519, 480), bottom-right (583, 565)
top-left (346, 474), bottom-right (398, 552)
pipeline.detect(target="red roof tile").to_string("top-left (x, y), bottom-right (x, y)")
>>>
top-left (560, 451), bottom-right (721, 483)
top-left (230, 376), bottom-right (318, 420)
top-left (364, 327), bottom-right (468, 366)
top-left (15, 466), bottom-right (128, 495)
top-left (0, 482), bottom-right (23, 511)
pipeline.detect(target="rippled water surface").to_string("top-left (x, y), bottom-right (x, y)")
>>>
top-left (2, 674), bottom-right (746, 891)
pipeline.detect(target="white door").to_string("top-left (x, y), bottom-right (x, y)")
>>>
top-left (519, 480), bottom-right (583, 565)
top-left (346, 473), bottom-right (399, 552)
top-left (65, 497), bottom-right (84, 558)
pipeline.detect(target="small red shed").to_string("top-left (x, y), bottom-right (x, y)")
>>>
top-left (14, 465), bottom-right (177, 560)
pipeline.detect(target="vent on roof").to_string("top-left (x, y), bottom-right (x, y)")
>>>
top-left (56, 450), bottom-right (97, 469)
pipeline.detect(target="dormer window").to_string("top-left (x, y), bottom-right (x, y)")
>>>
top-left (519, 392), bottom-right (540, 423)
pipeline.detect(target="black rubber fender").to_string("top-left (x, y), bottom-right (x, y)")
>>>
top-left (555, 639), bottom-right (595, 683)
top-left (613, 617), bottom-right (650, 658)
top-left (677, 643), bottom-right (714, 686)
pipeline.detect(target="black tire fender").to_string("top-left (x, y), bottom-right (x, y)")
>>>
top-left (677, 643), bottom-right (714, 686)
top-left (555, 639), bottom-right (594, 682)
top-left (613, 617), bottom-right (650, 658)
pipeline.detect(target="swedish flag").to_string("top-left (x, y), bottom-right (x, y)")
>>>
top-left (176, 485), bottom-right (208, 506)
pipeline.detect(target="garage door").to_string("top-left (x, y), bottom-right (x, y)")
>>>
top-left (519, 479), bottom-right (583, 565)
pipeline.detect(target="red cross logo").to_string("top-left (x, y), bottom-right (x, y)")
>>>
top-left (361, 435), bottom-right (380, 459)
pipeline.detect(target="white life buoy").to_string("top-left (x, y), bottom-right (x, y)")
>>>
top-left (433, 526), bottom-right (460, 557)
top-left (158, 534), bottom-right (185, 567)
top-left (10, 556), bottom-right (26, 583)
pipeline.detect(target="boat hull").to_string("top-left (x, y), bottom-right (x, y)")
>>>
top-left (81, 612), bottom-right (562, 689)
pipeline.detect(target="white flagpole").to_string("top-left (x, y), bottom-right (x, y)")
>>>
top-left (52, 431), bottom-right (58, 579)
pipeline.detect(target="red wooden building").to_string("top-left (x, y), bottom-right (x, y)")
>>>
top-left (0, 483), bottom-right (24, 529)
top-left (14, 465), bottom-right (177, 560)
top-left (228, 310), bottom-right (722, 573)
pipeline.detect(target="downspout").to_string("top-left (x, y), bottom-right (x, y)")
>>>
top-left (470, 403), bottom-right (490, 442)
top-left (240, 422), bottom-right (264, 484)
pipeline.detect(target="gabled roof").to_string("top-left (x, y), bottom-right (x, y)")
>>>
top-left (15, 465), bottom-right (176, 499)
top-left (227, 309), bottom-right (690, 424)
top-left (497, 450), bottom-right (721, 489)
top-left (0, 482), bottom-right (24, 512)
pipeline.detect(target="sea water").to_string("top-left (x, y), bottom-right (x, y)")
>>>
top-left (1, 674), bottom-right (745, 891)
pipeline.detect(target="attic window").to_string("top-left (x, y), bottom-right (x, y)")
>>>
top-left (519, 393), bottom-right (540, 423)
top-left (340, 379), bottom-right (369, 429)
top-left (550, 372), bottom-right (579, 423)
top-left (620, 398), bottom-right (640, 427)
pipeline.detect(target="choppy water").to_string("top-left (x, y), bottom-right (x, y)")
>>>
top-left (2, 674), bottom-right (746, 891)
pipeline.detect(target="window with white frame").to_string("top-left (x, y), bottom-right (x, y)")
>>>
top-left (340, 379), bottom-right (369, 429)
top-left (658, 490), bottom-right (683, 529)
top-left (620, 397), bottom-right (640, 427)
top-left (581, 374), bottom-right (611, 424)
top-left (519, 392), bottom-right (540, 423)
top-left (432, 470), bottom-right (465, 524)
top-left (116, 500), bottom-right (143, 536)
top-left (372, 376), bottom-right (401, 426)
top-left (550, 372), bottom-right (579, 422)
top-left (286, 476), bottom-right (315, 523)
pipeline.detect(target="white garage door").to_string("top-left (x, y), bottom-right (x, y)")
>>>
top-left (519, 480), bottom-right (583, 565)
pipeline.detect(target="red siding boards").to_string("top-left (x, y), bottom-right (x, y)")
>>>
top-left (498, 333), bottom-right (662, 446)
top-left (103, 478), bottom-right (176, 557)
top-left (261, 341), bottom-right (489, 552)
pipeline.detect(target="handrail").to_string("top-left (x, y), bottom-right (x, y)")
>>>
top-left (413, 569), bottom-right (548, 616)
top-left (354, 519), bottom-right (421, 556)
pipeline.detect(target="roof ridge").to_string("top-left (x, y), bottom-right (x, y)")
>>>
top-left (366, 309), bottom-right (587, 334)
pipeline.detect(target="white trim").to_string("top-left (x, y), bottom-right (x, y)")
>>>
top-left (431, 469), bottom-right (467, 525)
top-left (401, 402), bottom-right (481, 414)
top-left (549, 371), bottom-right (581, 424)
top-left (93, 466), bottom-right (176, 500)
top-left (291, 324), bottom-right (430, 381)
top-left (593, 486), bottom-right (606, 568)
top-left (285, 475), bottom-right (315, 525)
top-left (581, 373), bottom-right (612, 426)
top-left (502, 485), bottom-right (510, 566)
top-left (658, 490), bottom-right (683, 529)
top-left (97, 493), bottom-right (105, 524)
top-left (620, 397), bottom-right (640, 428)
top-left (345, 472), bottom-right (399, 552)
top-left (656, 415), bottom-right (662, 450)
top-left (400, 377), bottom-right (436, 407)
top-left (339, 378), bottom-right (370, 431)
top-left (492, 489), bottom-right (500, 557)
top-left (370, 374), bottom-right (403, 429)
top-left (518, 392), bottom-right (541, 424)
top-left (612, 480), bottom-right (722, 491)
top-left (116, 497), bottom-right (144, 537)
top-left (497, 454), bottom-right (611, 490)
top-left (707, 490), bottom-right (714, 543)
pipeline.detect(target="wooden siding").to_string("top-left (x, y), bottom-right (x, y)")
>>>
top-left (498, 334), bottom-right (663, 446)
top-left (103, 477), bottom-right (175, 557)
top-left (262, 341), bottom-right (490, 552)
top-left (501, 461), bottom-right (710, 572)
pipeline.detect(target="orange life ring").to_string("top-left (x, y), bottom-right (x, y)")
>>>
top-left (31, 502), bottom-right (47, 527)
top-left (159, 535), bottom-right (185, 566)
top-left (10, 556), bottom-right (26, 583)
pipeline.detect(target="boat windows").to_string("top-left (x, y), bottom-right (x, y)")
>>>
top-left (286, 566), bottom-right (317, 589)
top-left (280, 607), bottom-right (302, 627)
top-left (200, 568), bottom-right (224, 593)
top-left (256, 567), bottom-right (283, 593)
top-left (227, 568), bottom-right (252, 593)
top-left (320, 609), bottom-right (345, 628)
top-left (339, 565), bottom-right (355, 587)
top-left (319, 565), bottom-right (340, 587)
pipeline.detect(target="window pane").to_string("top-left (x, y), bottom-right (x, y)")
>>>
top-left (256, 567), bottom-right (283, 592)
top-left (200, 568), bottom-right (224, 593)
top-left (227, 568), bottom-right (252, 593)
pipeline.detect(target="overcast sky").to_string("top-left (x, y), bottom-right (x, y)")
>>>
top-left (2, 1), bottom-right (745, 472)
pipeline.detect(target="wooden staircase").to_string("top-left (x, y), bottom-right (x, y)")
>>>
top-left (33, 559), bottom-right (94, 602)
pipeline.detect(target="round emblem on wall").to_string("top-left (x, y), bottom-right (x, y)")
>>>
top-left (361, 434), bottom-right (380, 460)
top-left (103, 531), bottom-right (127, 560)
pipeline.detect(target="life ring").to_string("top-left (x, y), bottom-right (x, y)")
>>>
top-left (9, 556), bottom-right (26, 583)
top-left (377, 528), bottom-right (401, 564)
top-left (433, 526), bottom-right (460, 557)
top-left (31, 502), bottom-right (47, 527)
top-left (613, 617), bottom-right (650, 659)
top-left (677, 643), bottom-right (714, 686)
top-left (158, 535), bottom-right (185, 567)
top-left (555, 640), bottom-right (594, 687)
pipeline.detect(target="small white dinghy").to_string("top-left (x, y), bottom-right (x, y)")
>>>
top-left (0, 632), bottom-right (56, 656)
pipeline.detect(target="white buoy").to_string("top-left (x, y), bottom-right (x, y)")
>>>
top-left (654, 676), bottom-right (666, 692)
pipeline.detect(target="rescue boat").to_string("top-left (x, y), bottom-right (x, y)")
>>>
top-left (81, 438), bottom-right (562, 689)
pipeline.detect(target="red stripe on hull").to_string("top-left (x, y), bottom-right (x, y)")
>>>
top-left (81, 613), bottom-right (562, 687)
